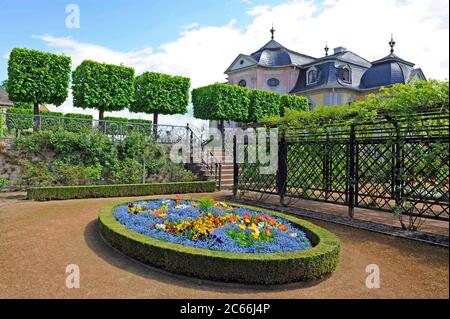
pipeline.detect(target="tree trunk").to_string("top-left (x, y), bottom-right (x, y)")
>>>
top-left (33, 102), bottom-right (40, 131)
top-left (153, 113), bottom-right (159, 139)
top-left (99, 108), bottom-right (105, 132)
top-left (220, 119), bottom-right (225, 164)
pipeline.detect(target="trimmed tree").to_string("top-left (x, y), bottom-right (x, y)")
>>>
top-left (72, 60), bottom-right (135, 123)
top-left (192, 83), bottom-right (250, 157)
top-left (248, 90), bottom-right (281, 122)
top-left (280, 94), bottom-right (309, 116)
top-left (7, 48), bottom-right (71, 131)
top-left (130, 72), bottom-right (190, 131)
top-left (192, 83), bottom-right (250, 123)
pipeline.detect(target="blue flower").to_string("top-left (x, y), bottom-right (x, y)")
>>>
top-left (114, 198), bottom-right (312, 254)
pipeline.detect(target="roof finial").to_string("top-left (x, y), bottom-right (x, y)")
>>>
top-left (325, 42), bottom-right (329, 56)
top-left (270, 24), bottom-right (275, 40)
top-left (389, 33), bottom-right (396, 54)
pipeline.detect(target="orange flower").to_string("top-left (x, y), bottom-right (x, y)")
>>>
top-left (278, 224), bottom-right (285, 231)
top-left (265, 228), bottom-right (272, 237)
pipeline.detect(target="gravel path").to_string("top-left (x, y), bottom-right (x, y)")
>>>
top-left (0, 193), bottom-right (448, 298)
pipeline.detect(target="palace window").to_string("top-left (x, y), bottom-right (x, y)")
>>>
top-left (267, 78), bottom-right (280, 87)
top-left (307, 68), bottom-right (318, 85)
top-left (238, 79), bottom-right (247, 87)
top-left (343, 66), bottom-right (351, 83)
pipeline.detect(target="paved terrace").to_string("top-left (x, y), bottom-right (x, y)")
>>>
top-left (0, 192), bottom-right (448, 298)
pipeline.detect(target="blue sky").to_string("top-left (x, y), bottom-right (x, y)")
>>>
top-left (0, 0), bottom-right (448, 125)
top-left (0, 0), bottom-right (282, 80)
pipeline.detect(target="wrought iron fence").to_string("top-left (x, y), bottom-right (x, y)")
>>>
top-left (234, 110), bottom-right (449, 221)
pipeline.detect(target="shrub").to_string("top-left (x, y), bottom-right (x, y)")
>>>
top-left (192, 83), bottom-right (250, 122)
top-left (280, 94), bottom-right (309, 116)
top-left (63, 113), bottom-right (93, 132)
top-left (98, 201), bottom-right (340, 284)
top-left (264, 80), bottom-right (449, 129)
top-left (0, 178), bottom-right (8, 191)
top-left (248, 90), bottom-right (281, 122)
top-left (110, 158), bottom-right (143, 184)
top-left (27, 181), bottom-right (217, 201)
top-left (15, 129), bottom-right (118, 168)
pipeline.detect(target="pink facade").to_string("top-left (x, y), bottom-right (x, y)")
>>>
top-left (227, 66), bottom-right (299, 95)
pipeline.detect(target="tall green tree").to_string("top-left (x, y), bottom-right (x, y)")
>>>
top-left (72, 60), bottom-right (135, 123)
top-left (7, 48), bottom-right (71, 131)
top-left (130, 72), bottom-right (190, 129)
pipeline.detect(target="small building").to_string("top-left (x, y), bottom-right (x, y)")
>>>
top-left (0, 86), bottom-right (49, 112)
top-left (225, 28), bottom-right (426, 110)
top-left (0, 87), bottom-right (14, 110)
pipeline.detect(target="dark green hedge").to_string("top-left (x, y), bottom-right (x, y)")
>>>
top-left (99, 201), bottom-right (340, 284)
top-left (104, 116), bottom-right (153, 135)
top-left (248, 90), bottom-right (281, 122)
top-left (280, 94), bottom-right (309, 116)
top-left (63, 113), bottom-right (93, 132)
top-left (192, 83), bottom-right (250, 122)
top-left (27, 181), bottom-right (216, 201)
top-left (6, 107), bottom-right (63, 131)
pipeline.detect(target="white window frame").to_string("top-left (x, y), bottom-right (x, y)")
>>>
top-left (307, 67), bottom-right (318, 85)
top-left (342, 65), bottom-right (352, 83)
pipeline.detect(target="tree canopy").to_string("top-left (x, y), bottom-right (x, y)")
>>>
top-left (72, 60), bottom-right (135, 120)
top-left (130, 72), bottom-right (190, 126)
top-left (192, 83), bottom-right (250, 122)
top-left (7, 48), bottom-right (71, 130)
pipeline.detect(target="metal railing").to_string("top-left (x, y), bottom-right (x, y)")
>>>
top-left (234, 109), bottom-right (450, 221)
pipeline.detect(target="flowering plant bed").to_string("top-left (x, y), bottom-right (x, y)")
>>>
top-left (99, 197), bottom-right (340, 284)
top-left (114, 197), bottom-right (312, 254)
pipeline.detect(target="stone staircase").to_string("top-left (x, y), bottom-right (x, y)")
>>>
top-left (187, 150), bottom-right (234, 190)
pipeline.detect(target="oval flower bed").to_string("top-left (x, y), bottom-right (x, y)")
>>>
top-left (99, 196), bottom-right (340, 284)
top-left (114, 197), bottom-right (312, 254)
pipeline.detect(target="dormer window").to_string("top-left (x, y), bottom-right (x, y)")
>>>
top-left (343, 66), bottom-right (351, 83)
top-left (307, 68), bottom-right (318, 85)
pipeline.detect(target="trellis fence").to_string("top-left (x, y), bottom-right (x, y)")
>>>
top-left (234, 110), bottom-right (449, 221)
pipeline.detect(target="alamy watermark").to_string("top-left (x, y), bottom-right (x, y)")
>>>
top-left (169, 127), bottom-right (279, 175)
top-left (65, 4), bottom-right (80, 29)
top-left (65, 264), bottom-right (80, 289)
top-left (365, 264), bottom-right (380, 289)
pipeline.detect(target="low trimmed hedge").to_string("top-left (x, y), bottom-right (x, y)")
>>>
top-left (27, 181), bottom-right (216, 201)
top-left (99, 201), bottom-right (340, 284)
top-left (104, 116), bottom-right (153, 135)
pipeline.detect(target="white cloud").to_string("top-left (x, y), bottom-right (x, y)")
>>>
top-left (36, 0), bottom-right (448, 126)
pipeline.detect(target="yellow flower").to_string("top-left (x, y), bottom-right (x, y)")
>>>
top-left (250, 223), bottom-right (257, 230)
top-left (252, 231), bottom-right (260, 239)
top-left (239, 224), bottom-right (247, 230)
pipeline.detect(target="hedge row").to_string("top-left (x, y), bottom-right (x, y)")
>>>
top-left (104, 116), bottom-right (153, 135)
top-left (192, 83), bottom-right (309, 123)
top-left (4, 108), bottom-right (153, 133)
top-left (99, 201), bottom-right (340, 284)
top-left (27, 181), bottom-right (216, 201)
